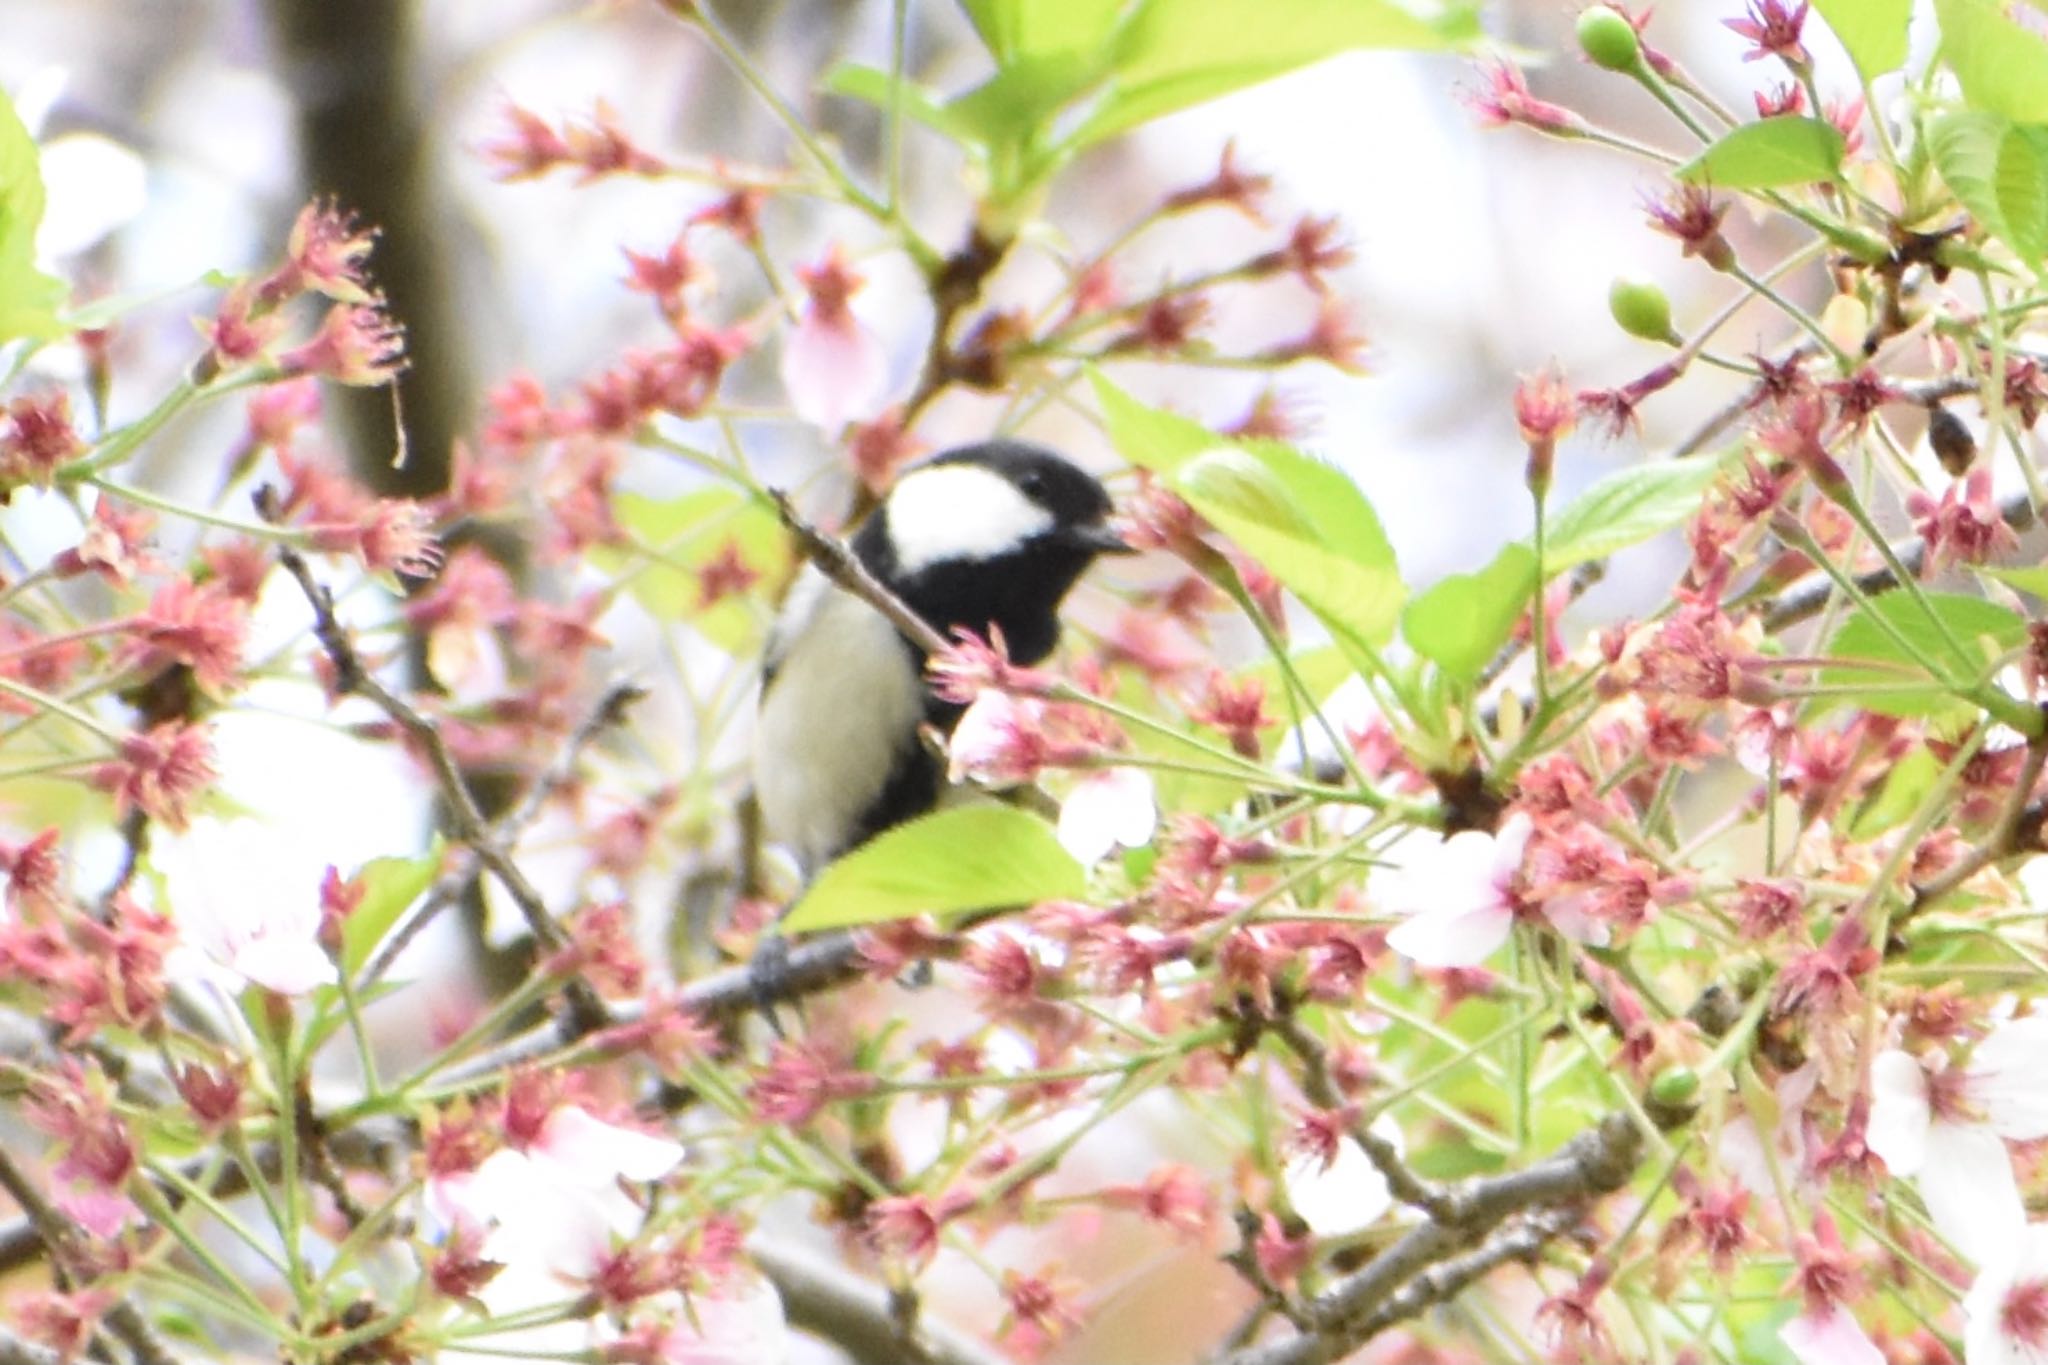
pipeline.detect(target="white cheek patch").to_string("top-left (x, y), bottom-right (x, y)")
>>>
top-left (885, 464), bottom-right (1053, 573)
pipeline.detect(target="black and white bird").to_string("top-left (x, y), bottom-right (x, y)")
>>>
top-left (752, 440), bottom-right (1131, 876)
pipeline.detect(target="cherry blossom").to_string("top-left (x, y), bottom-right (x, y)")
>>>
top-left (1057, 767), bottom-right (1157, 864)
top-left (646, 1274), bottom-right (791, 1364)
top-left (779, 246), bottom-right (888, 432)
top-left (430, 1102), bottom-right (684, 1280)
top-left (1966, 1223), bottom-right (2048, 1365)
top-left (1867, 1016), bottom-right (2048, 1264)
top-left (155, 818), bottom-right (336, 996)
top-left (1380, 814), bottom-right (1575, 966)
top-left (1779, 1306), bottom-right (1884, 1365)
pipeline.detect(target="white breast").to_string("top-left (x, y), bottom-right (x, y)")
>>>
top-left (753, 566), bottom-right (926, 872)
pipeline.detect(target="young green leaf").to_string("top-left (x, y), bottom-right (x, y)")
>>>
top-left (1674, 118), bottom-right (1846, 190)
top-left (1810, 0), bottom-right (1912, 80)
top-left (1402, 543), bottom-right (1538, 684)
top-left (1820, 590), bottom-right (2027, 719)
top-left (783, 805), bottom-right (1085, 932)
top-left (590, 488), bottom-right (791, 653)
top-left (1070, 0), bottom-right (1470, 152)
top-left (957, 0), bottom-right (1125, 66)
top-left (1930, 110), bottom-right (2048, 265)
top-left (1977, 563), bottom-right (2048, 599)
top-left (1091, 369), bottom-right (1220, 473)
top-left (1175, 443), bottom-right (1405, 646)
top-left (340, 839), bottom-right (444, 977)
top-left (822, 64), bottom-right (978, 145)
top-left (0, 88), bottom-right (67, 344)
top-left (1543, 458), bottom-right (1725, 569)
top-left (1936, 0), bottom-right (2048, 122)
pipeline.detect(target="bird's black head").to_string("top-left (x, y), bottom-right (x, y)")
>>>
top-left (854, 439), bottom-right (1130, 666)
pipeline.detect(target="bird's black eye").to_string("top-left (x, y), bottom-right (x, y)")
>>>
top-left (1017, 470), bottom-right (1048, 500)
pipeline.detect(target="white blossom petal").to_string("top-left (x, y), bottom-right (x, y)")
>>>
top-left (1918, 1120), bottom-right (2026, 1267)
top-left (538, 1105), bottom-right (686, 1184)
top-left (1057, 768), bottom-right (1157, 864)
top-left (155, 818), bottom-right (336, 996)
top-left (1966, 1223), bottom-right (2048, 1365)
top-left (658, 1276), bottom-right (790, 1365)
top-left (1385, 902), bottom-right (1513, 968)
top-left (1866, 1049), bottom-right (1931, 1177)
top-left (1779, 1307), bottom-right (1885, 1365)
top-left (1971, 1017), bottom-right (2048, 1140)
top-left (1288, 1117), bottom-right (1402, 1238)
top-left (37, 132), bottom-right (147, 259)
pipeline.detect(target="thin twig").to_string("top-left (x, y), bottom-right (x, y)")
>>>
top-left (258, 487), bottom-right (609, 1036)
top-left (769, 490), bottom-right (950, 657)
top-left (360, 681), bottom-right (646, 987)
top-left (752, 1240), bottom-right (1008, 1365)
top-left (1212, 1115), bottom-right (1641, 1365)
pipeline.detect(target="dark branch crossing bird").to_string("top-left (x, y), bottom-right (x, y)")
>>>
top-left (752, 439), bottom-right (1132, 880)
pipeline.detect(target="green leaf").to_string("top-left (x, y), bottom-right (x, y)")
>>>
top-left (1674, 117), bottom-right (1846, 190)
top-left (1930, 109), bottom-right (2048, 264)
top-left (1937, 0), bottom-right (2048, 122)
top-left (1820, 590), bottom-right (2028, 718)
top-left (340, 840), bottom-right (443, 976)
top-left (946, 54), bottom-right (1112, 150)
top-left (1176, 443), bottom-right (1405, 646)
top-left (822, 64), bottom-right (978, 145)
top-left (1070, 0), bottom-right (1467, 151)
top-left (1402, 543), bottom-right (1538, 684)
top-left (1847, 745), bottom-right (1941, 838)
top-left (1543, 458), bottom-right (1725, 569)
top-left (783, 805), bottom-right (1084, 931)
top-left (0, 88), bottom-right (66, 343)
top-left (1977, 563), bottom-right (2048, 598)
top-left (590, 488), bottom-right (792, 654)
top-left (1811, 0), bottom-right (1912, 79)
top-left (958, 0), bottom-right (1126, 65)
top-left (1091, 369), bottom-right (1219, 473)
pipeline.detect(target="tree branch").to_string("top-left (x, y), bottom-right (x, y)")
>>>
top-left (752, 1240), bottom-right (1007, 1365)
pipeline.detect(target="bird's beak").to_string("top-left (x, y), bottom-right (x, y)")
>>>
top-left (1070, 521), bottom-right (1138, 556)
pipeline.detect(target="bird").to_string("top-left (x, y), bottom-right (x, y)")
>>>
top-left (752, 439), bottom-right (1131, 877)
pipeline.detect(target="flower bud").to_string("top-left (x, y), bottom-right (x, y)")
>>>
top-left (1608, 278), bottom-right (1678, 345)
top-left (1644, 1064), bottom-right (1700, 1131)
top-left (1927, 403), bottom-right (1977, 477)
top-left (1577, 6), bottom-right (1642, 72)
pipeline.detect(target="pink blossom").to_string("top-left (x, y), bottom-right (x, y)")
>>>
top-left (1867, 1016), bottom-right (2048, 1263)
top-left (1380, 814), bottom-right (1601, 966)
top-left (641, 1274), bottom-right (790, 1364)
top-left (1778, 1306), bottom-right (1883, 1365)
top-left (431, 1103), bottom-right (684, 1279)
top-left (779, 246), bottom-right (888, 432)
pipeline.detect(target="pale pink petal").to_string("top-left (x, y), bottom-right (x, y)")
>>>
top-left (538, 1106), bottom-right (685, 1183)
top-left (1965, 1223), bottom-right (2048, 1365)
top-left (1971, 1017), bottom-right (2048, 1139)
top-left (1057, 768), bottom-right (1157, 864)
top-left (1779, 1306), bottom-right (1884, 1365)
top-left (1918, 1120), bottom-right (2026, 1266)
top-left (1538, 891), bottom-right (1611, 947)
top-left (230, 935), bottom-right (338, 996)
top-left (1385, 902), bottom-right (1514, 968)
top-left (1378, 829), bottom-right (1512, 919)
top-left (947, 690), bottom-right (1040, 785)
top-left (56, 1187), bottom-right (136, 1239)
top-left (1865, 1049), bottom-right (1931, 1177)
top-left (659, 1275), bottom-right (790, 1365)
top-left (779, 311), bottom-right (888, 432)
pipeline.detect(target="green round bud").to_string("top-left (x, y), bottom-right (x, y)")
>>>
top-left (1648, 1066), bottom-right (1699, 1107)
top-left (1644, 1064), bottom-right (1701, 1132)
top-left (1577, 6), bottom-right (1642, 71)
top-left (1608, 277), bottom-right (1678, 345)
